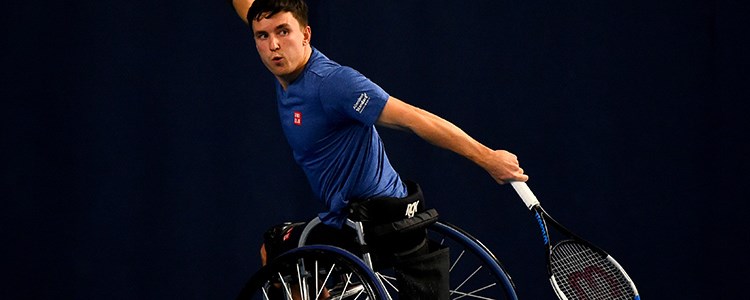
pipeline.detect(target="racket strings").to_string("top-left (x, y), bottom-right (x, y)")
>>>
top-left (550, 242), bottom-right (634, 300)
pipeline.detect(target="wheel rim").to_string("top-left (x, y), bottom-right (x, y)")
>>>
top-left (238, 245), bottom-right (387, 300)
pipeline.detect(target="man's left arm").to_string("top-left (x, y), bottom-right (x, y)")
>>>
top-left (376, 96), bottom-right (528, 184)
top-left (231, 0), bottom-right (255, 24)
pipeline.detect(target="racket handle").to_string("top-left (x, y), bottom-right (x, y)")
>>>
top-left (510, 181), bottom-right (540, 209)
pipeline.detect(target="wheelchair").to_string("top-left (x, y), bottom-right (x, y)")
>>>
top-left (236, 215), bottom-right (520, 300)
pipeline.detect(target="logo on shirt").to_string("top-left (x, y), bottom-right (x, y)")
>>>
top-left (353, 92), bottom-right (370, 113)
top-left (293, 111), bottom-right (302, 126)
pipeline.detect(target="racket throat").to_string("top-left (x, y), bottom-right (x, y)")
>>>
top-left (534, 211), bottom-right (550, 245)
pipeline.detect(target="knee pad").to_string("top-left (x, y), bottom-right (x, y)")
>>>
top-left (262, 222), bottom-right (305, 262)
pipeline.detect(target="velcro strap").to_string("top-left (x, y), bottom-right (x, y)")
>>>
top-left (349, 181), bottom-right (425, 222)
top-left (369, 209), bottom-right (439, 237)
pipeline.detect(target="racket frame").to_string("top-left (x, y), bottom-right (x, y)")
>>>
top-left (510, 182), bottom-right (640, 300)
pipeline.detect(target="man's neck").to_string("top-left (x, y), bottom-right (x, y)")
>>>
top-left (277, 46), bottom-right (313, 90)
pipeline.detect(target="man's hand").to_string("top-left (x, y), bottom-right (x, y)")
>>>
top-left (479, 150), bottom-right (528, 184)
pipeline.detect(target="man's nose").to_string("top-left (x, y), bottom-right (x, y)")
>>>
top-left (268, 36), bottom-right (280, 51)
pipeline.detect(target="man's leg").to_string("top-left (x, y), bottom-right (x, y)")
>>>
top-left (393, 240), bottom-right (450, 300)
top-left (383, 230), bottom-right (450, 300)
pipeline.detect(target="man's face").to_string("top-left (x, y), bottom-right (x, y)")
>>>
top-left (252, 11), bottom-right (311, 84)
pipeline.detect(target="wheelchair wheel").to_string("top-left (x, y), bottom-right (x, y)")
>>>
top-left (374, 221), bottom-right (519, 300)
top-left (237, 245), bottom-right (388, 300)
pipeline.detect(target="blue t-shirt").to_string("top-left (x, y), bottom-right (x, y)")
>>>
top-left (276, 48), bottom-right (407, 228)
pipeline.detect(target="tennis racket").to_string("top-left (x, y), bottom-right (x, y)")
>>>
top-left (510, 181), bottom-right (640, 300)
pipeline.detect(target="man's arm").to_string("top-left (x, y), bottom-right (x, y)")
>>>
top-left (232, 0), bottom-right (255, 25)
top-left (377, 96), bottom-right (528, 184)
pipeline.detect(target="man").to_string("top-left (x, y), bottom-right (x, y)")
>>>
top-left (229, 0), bottom-right (528, 298)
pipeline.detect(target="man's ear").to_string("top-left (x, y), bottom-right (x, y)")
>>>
top-left (303, 26), bottom-right (312, 45)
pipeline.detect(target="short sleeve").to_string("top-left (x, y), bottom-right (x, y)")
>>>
top-left (318, 66), bottom-right (389, 126)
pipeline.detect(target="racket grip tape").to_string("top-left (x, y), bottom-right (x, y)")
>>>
top-left (510, 181), bottom-right (540, 209)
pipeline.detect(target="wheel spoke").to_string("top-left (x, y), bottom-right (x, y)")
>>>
top-left (278, 272), bottom-right (293, 299)
top-left (451, 283), bottom-right (498, 300)
top-left (337, 273), bottom-right (353, 300)
top-left (376, 273), bottom-right (399, 292)
top-left (450, 250), bottom-right (466, 272)
top-left (450, 265), bottom-right (483, 297)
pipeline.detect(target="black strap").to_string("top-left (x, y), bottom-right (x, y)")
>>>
top-left (349, 180), bottom-right (425, 222)
top-left (369, 209), bottom-right (439, 237)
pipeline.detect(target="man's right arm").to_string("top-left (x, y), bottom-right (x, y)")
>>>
top-left (377, 97), bottom-right (528, 185)
top-left (231, 0), bottom-right (255, 25)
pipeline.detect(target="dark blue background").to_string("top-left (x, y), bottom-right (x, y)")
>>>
top-left (3, 0), bottom-right (748, 299)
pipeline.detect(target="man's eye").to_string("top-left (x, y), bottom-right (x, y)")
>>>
top-left (256, 33), bottom-right (268, 39)
top-left (279, 29), bottom-right (289, 36)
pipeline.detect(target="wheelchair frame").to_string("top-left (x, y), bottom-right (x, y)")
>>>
top-left (238, 217), bottom-right (520, 300)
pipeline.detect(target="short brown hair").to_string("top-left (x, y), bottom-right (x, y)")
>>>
top-left (247, 0), bottom-right (309, 27)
